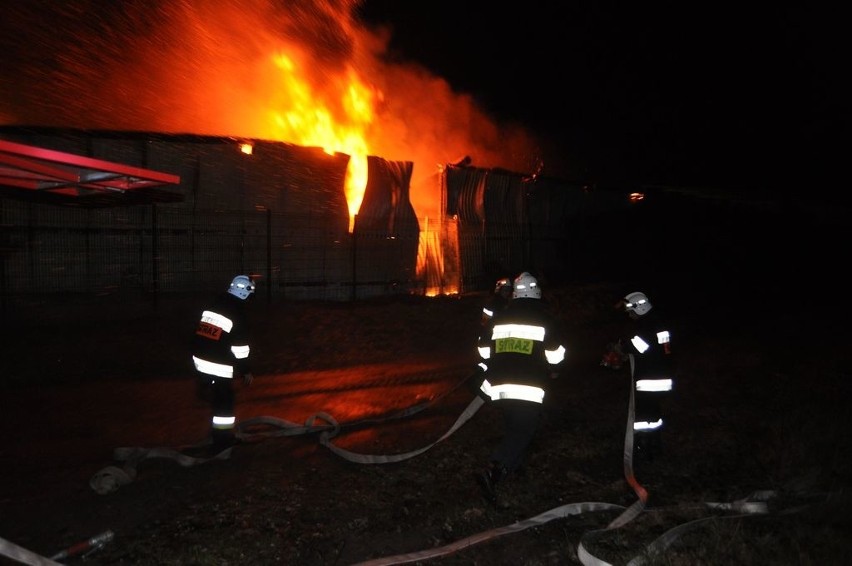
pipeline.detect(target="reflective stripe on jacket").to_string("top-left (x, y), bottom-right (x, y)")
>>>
top-left (479, 379), bottom-right (545, 403)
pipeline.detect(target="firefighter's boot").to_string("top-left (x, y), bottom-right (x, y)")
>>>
top-left (475, 461), bottom-right (507, 504)
top-left (212, 428), bottom-right (238, 451)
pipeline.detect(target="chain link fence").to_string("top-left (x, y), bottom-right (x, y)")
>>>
top-left (2, 200), bottom-right (561, 322)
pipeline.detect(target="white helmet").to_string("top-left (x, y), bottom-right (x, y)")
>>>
top-left (513, 272), bottom-right (541, 299)
top-left (228, 275), bottom-right (256, 300)
top-left (624, 291), bottom-right (652, 316)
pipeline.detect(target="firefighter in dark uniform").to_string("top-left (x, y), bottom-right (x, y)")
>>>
top-left (192, 274), bottom-right (256, 450)
top-left (481, 276), bottom-right (513, 329)
top-left (603, 291), bottom-right (675, 461)
top-left (474, 272), bottom-right (567, 503)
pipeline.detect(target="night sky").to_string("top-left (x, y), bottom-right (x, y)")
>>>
top-left (356, 2), bottom-right (845, 197)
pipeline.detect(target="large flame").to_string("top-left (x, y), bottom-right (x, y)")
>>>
top-left (0, 0), bottom-right (544, 290)
top-left (262, 51), bottom-right (375, 227)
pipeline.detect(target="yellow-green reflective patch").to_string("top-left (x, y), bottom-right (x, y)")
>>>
top-left (495, 337), bottom-right (534, 355)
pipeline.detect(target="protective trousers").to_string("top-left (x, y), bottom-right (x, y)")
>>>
top-left (198, 373), bottom-right (236, 442)
top-left (490, 399), bottom-right (543, 474)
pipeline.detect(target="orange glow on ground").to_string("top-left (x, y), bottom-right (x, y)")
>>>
top-left (230, 361), bottom-right (475, 452)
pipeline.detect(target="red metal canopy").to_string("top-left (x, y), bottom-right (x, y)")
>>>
top-left (0, 139), bottom-right (181, 205)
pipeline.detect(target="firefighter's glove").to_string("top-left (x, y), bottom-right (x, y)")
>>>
top-left (243, 372), bottom-right (254, 386)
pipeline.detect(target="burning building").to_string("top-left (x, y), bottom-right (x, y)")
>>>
top-left (0, 1), bottom-right (633, 317)
top-left (0, 123), bottom-right (626, 320)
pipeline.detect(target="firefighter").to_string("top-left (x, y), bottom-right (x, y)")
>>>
top-left (192, 274), bottom-right (256, 451)
top-left (603, 290), bottom-right (675, 462)
top-left (481, 276), bottom-right (513, 328)
top-left (474, 272), bottom-right (567, 504)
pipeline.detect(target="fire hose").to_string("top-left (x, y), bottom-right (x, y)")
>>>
top-left (49, 531), bottom-right (114, 562)
top-left (89, 369), bottom-right (478, 494)
top-left (350, 356), bottom-right (777, 566)
top-left (82, 366), bottom-right (775, 565)
top-left (13, 367), bottom-right (810, 566)
top-left (0, 530), bottom-right (113, 566)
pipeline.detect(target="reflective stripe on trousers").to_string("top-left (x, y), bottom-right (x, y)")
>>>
top-left (636, 378), bottom-right (673, 392)
top-left (634, 418), bottom-right (663, 431)
top-left (212, 415), bottom-right (236, 430)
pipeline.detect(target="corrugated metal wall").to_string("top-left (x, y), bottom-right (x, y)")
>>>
top-left (442, 164), bottom-right (632, 291)
top-left (0, 128), bottom-right (605, 322)
top-left (0, 201), bottom-right (436, 307)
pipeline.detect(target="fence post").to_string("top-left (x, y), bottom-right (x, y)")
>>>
top-left (151, 203), bottom-right (158, 311)
top-left (266, 209), bottom-right (272, 303)
top-left (351, 214), bottom-right (358, 301)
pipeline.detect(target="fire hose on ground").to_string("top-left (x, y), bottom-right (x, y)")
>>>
top-left (1, 368), bottom-right (830, 565)
top-left (0, 530), bottom-right (113, 566)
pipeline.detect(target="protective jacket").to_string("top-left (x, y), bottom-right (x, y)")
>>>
top-left (477, 297), bottom-right (566, 403)
top-left (192, 292), bottom-right (252, 379)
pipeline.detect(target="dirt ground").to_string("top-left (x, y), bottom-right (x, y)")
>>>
top-left (1, 281), bottom-right (851, 565)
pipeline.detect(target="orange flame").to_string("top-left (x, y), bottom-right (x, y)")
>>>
top-left (259, 52), bottom-right (376, 230)
top-left (0, 0), bottom-right (545, 290)
top-left (1, 1), bottom-right (542, 215)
